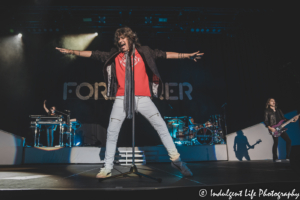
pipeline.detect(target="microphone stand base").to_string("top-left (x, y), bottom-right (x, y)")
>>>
top-left (98, 164), bottom-right (162, 183)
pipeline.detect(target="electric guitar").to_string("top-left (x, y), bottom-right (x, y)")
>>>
top-left (270, 114), bottom-right (300, 137)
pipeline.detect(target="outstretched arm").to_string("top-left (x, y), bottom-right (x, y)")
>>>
top-left (43, 100), bottom-right (49, 113)
top-left (55, 47), bottom-right (92, 57)
top-left (166, 51), bottom-right (204, 62)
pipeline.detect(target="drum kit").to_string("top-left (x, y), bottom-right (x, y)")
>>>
top-left (165, 115), bottom-right (225, 146)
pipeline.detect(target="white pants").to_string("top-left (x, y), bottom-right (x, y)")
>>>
top-left (104, 96), bottom-right (181, 170)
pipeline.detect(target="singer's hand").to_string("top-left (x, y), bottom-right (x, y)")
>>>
top-left (189, 51), bottom-right (204, 62)
top-left (56, 47), bottom-right (72, 54)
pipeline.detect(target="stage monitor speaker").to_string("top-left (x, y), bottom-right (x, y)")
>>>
top-left (290, 145), bottom-right (300, 173)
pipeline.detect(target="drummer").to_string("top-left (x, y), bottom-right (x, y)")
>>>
top-left (188, 117), bottom-right (202, 130)
top-left (204, 121), bottom-right (213, 128)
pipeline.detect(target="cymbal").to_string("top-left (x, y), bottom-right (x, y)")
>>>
top-left (189, 123), bottom-right (203, 126)
top-left (167, 119), bottom-right (184, 124)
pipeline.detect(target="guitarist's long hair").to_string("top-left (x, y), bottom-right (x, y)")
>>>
top-left (266, 98), bottom-right (277, 109)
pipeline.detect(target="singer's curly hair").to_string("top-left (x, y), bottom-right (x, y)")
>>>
top-left (114, 27), bottom-right (141, 51)
top-left (266, 98), bottom-right (277, 109)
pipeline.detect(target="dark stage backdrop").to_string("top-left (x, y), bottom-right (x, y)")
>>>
top-left (0, 11), bottom-right (298, 146)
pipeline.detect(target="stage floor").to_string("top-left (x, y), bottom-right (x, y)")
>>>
top-left (1, 161), bottom-right (300, 199)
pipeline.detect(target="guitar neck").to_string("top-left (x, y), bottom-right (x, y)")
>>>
top-left (281, 114), bottom-right (300, 128)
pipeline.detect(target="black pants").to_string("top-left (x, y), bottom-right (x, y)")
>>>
top-left (272, 132), bottom-right (291, 160)
top-left (45, 125), bottom-right (55, 147)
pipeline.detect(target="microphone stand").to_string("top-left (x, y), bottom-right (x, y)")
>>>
top-left (99, 44), bottom-right (162, 183)
top-left (221, 103), bottom-right (228, 136)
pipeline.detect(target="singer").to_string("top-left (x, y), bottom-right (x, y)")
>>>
top-left (56, 27), bottom-right (204, 178)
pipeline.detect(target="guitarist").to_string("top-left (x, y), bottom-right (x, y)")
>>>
top-left (264, 98), bottom-right (299, 162)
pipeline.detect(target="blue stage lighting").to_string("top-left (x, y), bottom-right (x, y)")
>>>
top-left (83, 18), bottom-right (92, 22)
top-left (99, 16), bottom-right (106, 23)
top-left (201, 28), bottom-right (204, 32)
top-left (196, 28), bottom-right (200, 32)
top-left (158, 18), bottom-right (167, 22)
top-left (212, 29), bottom-right (216, 32)
top-left (145, 17), bottom-right (152, 24)
top-left (191, 28), bottom-right (194, 32)
top-left (76, 142), bottom-right (80, 146)
top-left (206, 29), bottom-right (209, 32)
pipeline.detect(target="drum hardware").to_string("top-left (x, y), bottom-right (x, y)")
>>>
top-left (166, 118), bottom-right (185, 139)
top-left (30, 114), bottom-right (81, 147)
top-left (165, 115), bottom-right (225, 146)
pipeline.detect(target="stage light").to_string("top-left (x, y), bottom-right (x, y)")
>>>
top-left (18, 33), bottom-right (22, 38)
top-left (76, 142), bottom-right (80, 146)
top-left (159, 18), bottom-right (167, 22)
top-left (83, 18), bottom-right (92, 22)
top-left (191, 28), bottom-right (194, 32)
top-left (60, 33), bottom-right (98, 60)
top-left (201, 29), bottom-right (204, 32)
top-left (10, 29), bottom-right (14, 33)
top-left (196, 28), bottom-right (200, 32)
top-left (98, 16), bottom-right (106, 23)
top-left (206, 29), bottom-right (209, 32)
top-left (145, 17), bottom-right (152, 24)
